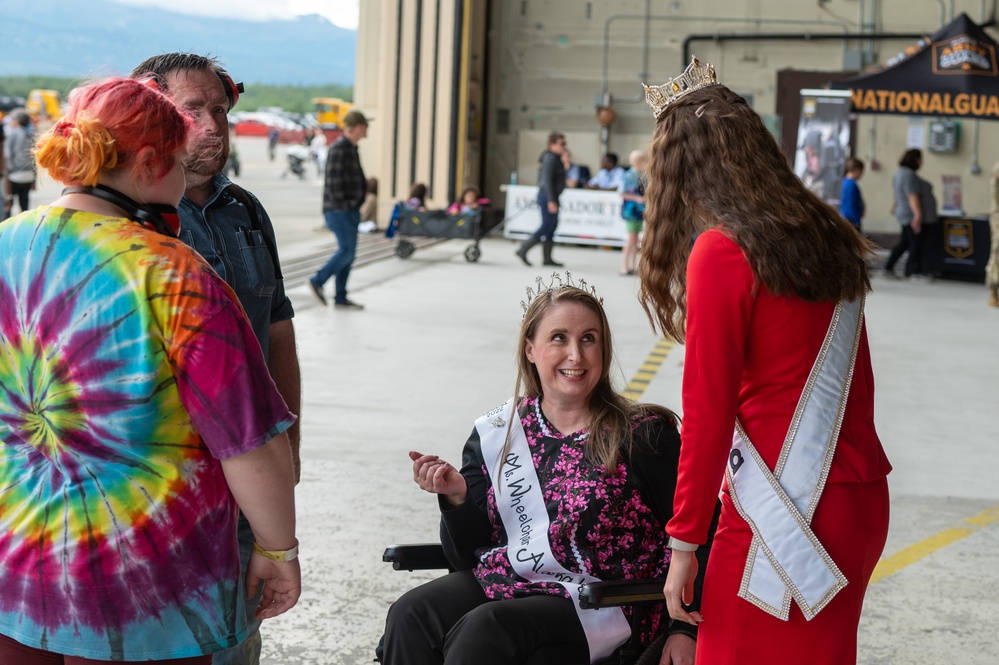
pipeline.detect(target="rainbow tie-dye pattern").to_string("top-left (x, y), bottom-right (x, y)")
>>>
top-left (0, 207), bottom-right (294, 660)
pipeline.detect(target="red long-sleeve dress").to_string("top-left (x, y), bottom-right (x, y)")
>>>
top-left (668, 229), bottom-right (893, 664)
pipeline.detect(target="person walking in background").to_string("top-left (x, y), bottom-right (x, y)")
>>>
top-left (839, 157), bottom-right (865, 231)
top-left (0, 76), bottom-right (300, 664)
top-left (268, 126), bottom-right (279, 161)
top-left (225, 120), bottom-right (241, 177)
top-left (619, 149), bottom-right (647, 276)
top-left (987, 160), bottom-right (999, 307)
top-left (639, 60), bottom-right (891, 664)
top-left (2, 110), bottom-right (36, 219)
top-left (131, 52), bottom-right (303, 665)
top-left (516, 131), bottom-right (566, 267)
top-left (309, 109), bottom-right (370, 310)
top-left (885, 149), bottom-right (936, 279)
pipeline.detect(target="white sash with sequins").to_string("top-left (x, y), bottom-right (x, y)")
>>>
top-left (726, 297), bottom-right (864, 621)
top-left (476, 399), bottom-right (631, 663)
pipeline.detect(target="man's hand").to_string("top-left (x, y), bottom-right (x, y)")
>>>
top-left (659, 633), bottom-right (696, 665)
top-left (547, 201), bottom-right (558, 214)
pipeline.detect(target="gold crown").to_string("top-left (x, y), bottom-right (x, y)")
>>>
top-left (521, 271), bottom-right (602, 315)
top-left (642, 56), bottom-right (718, 120)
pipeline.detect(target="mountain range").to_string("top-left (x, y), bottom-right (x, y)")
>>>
top-left (0, 0), bottom-right (356, 85)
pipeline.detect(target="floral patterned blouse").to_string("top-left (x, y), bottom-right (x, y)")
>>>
top-left (440, 397), bottom-right (703, 645)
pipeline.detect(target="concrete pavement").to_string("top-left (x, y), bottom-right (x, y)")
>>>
top-left (271, 237), bottom-right (998, 665)
top-left (31, 137), bottom-right (999, 664)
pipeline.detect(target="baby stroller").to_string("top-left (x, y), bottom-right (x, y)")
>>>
top-left (281, 144), bottom-right (310, 179)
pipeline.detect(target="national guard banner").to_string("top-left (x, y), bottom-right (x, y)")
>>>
top-left (835, 13), bottom-right (999, 120)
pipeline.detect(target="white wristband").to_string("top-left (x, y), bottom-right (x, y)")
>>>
top-left (253, 539), bottom-right (299, 562)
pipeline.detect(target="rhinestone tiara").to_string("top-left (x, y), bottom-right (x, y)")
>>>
top-left (521, 271), bottom-right (603, 315)
top-left (642, 56), bottom-right (719, 121)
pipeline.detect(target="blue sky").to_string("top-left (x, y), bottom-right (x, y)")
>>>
top-left (112, 0), bottom-right (360, 29)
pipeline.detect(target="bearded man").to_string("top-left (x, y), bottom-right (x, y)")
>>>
top-left (131, 53), bottom-right (302, 665)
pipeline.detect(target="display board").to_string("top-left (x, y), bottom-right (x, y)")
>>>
top-left (794, 89), bottom-right (854, 208)
top-left (502, 185), bottom-right (629, 247)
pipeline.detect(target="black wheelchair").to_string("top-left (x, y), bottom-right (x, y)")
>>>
top-left (376, 543), bottom-right (676, 665)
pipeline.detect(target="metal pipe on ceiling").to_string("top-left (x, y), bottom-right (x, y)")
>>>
top-left (681, 30), bottom-right (924, 68)
top-left (600, 14), bottom-right (850, 106)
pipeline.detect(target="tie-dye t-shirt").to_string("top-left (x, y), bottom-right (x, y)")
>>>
top-left (0, 207), bottom-right (296, 660)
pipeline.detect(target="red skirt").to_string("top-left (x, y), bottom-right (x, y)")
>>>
top-left (695, 478), bottom-right (890, 665)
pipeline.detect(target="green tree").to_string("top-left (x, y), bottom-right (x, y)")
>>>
top-left (239, 83), bottom-right (354, 114)
top-left (0, 76), bottom-right (353, 115)
top-left (0, 76), bottom-right (80, 100)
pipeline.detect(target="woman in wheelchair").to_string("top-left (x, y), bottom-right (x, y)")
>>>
top-left (380, 278), bottom-right (710, 665)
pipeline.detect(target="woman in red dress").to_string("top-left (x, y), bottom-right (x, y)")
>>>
top-left (637, 60), bottom-right (892, 664)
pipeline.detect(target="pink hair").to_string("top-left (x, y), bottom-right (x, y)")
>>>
top-left (36, 77), bottom-right (192, 186)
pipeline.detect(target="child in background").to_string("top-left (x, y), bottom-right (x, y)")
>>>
top-left (839, 157), bottom-right (865, 231)
top-left (619, 149), bottom-right (647, 276)
top-left (447, 186), bottom-right (489, 214)
top-left (405, 182), bottom-right (427, 211)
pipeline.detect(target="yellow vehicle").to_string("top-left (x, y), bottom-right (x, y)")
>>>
top-left (26, 89), bottom-right (63, 122)
top-left (313, 97), bottom-right (353, 129)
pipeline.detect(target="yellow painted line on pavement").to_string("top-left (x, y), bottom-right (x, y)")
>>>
top-left (870, 504), bottom-right (999, 584)
top-left (622, 338), bottom-right (675, 401)
top-left (621, 339), bottom-right (999, 587)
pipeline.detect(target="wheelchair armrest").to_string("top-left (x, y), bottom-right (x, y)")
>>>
top-left (578, 578), bottom-right (665, 609)
top-left (382, 543), bottom-right (453, 571)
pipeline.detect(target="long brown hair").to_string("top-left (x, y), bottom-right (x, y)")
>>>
top-left (637, 84), bottom-right (874, 342)
top-left (502, 286), bottom-right (675, 477)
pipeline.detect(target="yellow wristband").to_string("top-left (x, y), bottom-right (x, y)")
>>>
top-left (252, 540), bottom-right (299, 562)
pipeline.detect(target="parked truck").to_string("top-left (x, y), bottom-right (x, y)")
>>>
top-left (25, 89), bottom-right (63, 123)
top-left (312, 97), bottom-right (351, 142)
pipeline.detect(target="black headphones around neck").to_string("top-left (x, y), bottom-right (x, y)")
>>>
top-left (62, 185), bottom-right (180, 237)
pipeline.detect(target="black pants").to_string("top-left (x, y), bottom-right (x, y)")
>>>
top-left (380, 571), bottom-right (589, 665)
top-left (3, 181), bottom-right (32, 220)
top-left (531, 193), bottom-right (560, 241)
top-left (885, 224), bottom-right (923, 276)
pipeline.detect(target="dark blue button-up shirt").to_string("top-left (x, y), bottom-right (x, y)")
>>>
top-left (177, 174), bottom-right (294, 359)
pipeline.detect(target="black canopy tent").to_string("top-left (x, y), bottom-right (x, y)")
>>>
top-left (832, 13), bottom-right (997, 281)
top-left (834, 13), bottom-right (999, 119)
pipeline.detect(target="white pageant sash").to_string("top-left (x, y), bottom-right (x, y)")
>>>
top-left (476, 399), bottom-right (632, 663)
top-left (726, 297), bottom-right (864, 621)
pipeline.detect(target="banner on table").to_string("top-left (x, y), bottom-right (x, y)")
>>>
top-left (503, 185), bottom-right (629, 247)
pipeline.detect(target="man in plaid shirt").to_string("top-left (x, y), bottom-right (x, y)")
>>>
top-left (310, 110), bottom-right (370, 309)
